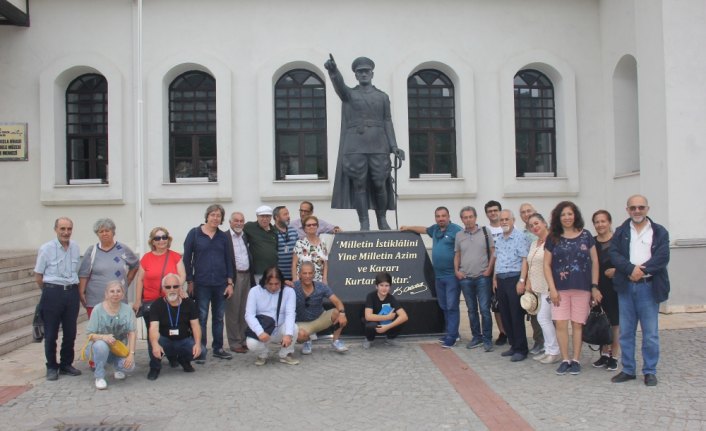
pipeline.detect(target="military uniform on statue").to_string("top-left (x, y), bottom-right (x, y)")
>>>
top-left (325, 54), bottom-right (405, 231)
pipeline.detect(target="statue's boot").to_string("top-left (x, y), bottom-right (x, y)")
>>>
top-left (376, 210), bottom-right (391, 230)
top-left (358, 212), bottom-right (370, 231)
top-left (374, 189), bottom-right (391, 230)
top-left (354, 192), bottom-right (370, 231)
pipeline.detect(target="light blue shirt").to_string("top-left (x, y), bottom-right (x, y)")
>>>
top-left (494, 228), bottom-right (529, 274)
top-left (34, 239), bottom-right (80, 285)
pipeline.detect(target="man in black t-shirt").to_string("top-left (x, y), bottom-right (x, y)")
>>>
top-left (148, 273), bottom-right (202, 380)
top-left (362, 272), bottom-right (409, 348)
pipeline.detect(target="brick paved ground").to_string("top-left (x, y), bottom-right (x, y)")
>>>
top-left (0, 315), bottom-right (705, 430)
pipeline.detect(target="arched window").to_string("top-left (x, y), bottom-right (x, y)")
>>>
top-left (514, 69), bottom-right (556, 177)
top-left (274, 69), bottom-right (327, 180)
top-left (66, 73), bottom-right (108, 183)
top-left (169, 71), bottom-right (217, 182)
top-left (407, 69), bottom-right (456, 178)
top-left (613, 55), bottom-right (639, 175)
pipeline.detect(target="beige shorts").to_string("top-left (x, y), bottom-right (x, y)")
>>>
top-left (297, 309), bottom-right (336, 335)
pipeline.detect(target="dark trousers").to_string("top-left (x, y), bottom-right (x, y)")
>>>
top-left (40, 285), bottom-right (80, 369)
top-left (141, 307), bottom-right (161, 370)
top-left (496, 275), bottom-right (528, 355)
top-left (364, 321), bottom-right (403, 341)
top-left (530, 314), bottom-right (544, 345)
top-left (155, 335), bottom-right (195, 369)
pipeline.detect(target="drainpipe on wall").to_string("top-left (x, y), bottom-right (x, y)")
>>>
top-left (134, 0), bottom-right (145, 255)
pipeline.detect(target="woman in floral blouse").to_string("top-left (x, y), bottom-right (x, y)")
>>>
top-left (292, 215), bottom-right (328, 284)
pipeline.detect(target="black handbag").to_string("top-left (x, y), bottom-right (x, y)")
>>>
top-left (245, 315), bottom-right (276, 339)
top-left (136, 301), bottom-right (154, 318)
top-left (32, 303), bottom-right (44, 342)
top-left (582, 306), bottom-right (613, 347)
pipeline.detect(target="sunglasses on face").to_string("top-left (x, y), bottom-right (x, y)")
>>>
top-left (153, 235), bottom-right (169, 241)
top-left (628, 206), bottom-right (647, 212)
top-left (305, 223), bottom-right (318, 227)
top-left (163, 285), bottom-right (180, 290)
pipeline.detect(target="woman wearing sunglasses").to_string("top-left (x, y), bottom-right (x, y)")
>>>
top-left (133, 227), bottom-right (186, 378)
top-left (292, 215), bottom-right (329, 284)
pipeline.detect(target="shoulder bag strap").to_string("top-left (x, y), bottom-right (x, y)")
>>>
top-left (275, 287), bottom-right (284, 327)
top-left (160, 251), bottom-right (170, 282)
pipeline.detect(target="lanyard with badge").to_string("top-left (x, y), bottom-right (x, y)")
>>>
top-left (166, 299), bottom-right (181, 336)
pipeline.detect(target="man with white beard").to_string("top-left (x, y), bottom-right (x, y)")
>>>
top-left (148, 273), bottom-right (202, 380)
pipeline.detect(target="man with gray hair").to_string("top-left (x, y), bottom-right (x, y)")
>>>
top-left (493, 210), bottom-right (530, 362)
top-left (34, 217), bottom-right (82, 381)
top-left (243, 205), bottom-right (278, 283)
top-left (610, 195), bottom-right (670, 387)
top-left (454, 206), bottom-right (496, 352)
top-left (148, 273), bottom-right (202, 380)
top-left (225, 211), bottom-right (254, 354)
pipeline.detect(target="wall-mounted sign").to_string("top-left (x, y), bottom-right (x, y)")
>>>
top-left (0, 123), bottom-right (28, 161)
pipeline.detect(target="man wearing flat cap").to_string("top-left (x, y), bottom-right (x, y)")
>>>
top-left (243, 205), bottom-right (279, 284)
top-left (324, 54), bottom-right (405, 231)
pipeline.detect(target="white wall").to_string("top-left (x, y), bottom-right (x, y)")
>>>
top-left (1, 0), bottom-right (703, 268)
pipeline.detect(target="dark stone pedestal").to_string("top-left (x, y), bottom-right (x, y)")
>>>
top-left (327, 230), bottom-right (443, 336)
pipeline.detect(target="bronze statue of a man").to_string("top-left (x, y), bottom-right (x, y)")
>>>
top-left (325, 55), bottom-right (405, 231)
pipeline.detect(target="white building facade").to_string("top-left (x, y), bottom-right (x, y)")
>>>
top-left (0, 0), bottom-right (704, 308)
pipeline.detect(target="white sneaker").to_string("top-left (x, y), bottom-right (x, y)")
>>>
top-left (332, 339), bottom-right (348, 352)
top-left (95, 378), bottom-right (107, 390)
top-left (113, 371), bottom-right (126, 380)
top-left (302, 341), bottom-right (312, 355)
top-left (362, 339), bottom-right (371, 349)
top-left (254, 356), bottom-right (267, 366)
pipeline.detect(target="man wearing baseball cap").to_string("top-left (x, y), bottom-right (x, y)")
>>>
top-left (243, 205), bottom-right (278, 284)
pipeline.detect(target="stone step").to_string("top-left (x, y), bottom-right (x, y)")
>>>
top-left (0, 307), bottom-right (88, 357)
top-left (0, 306), bottom-right (35, 335)
top-left (0, 290), bottom-right (41, 316)
top-left (0, 326), bottom-right (37, 357)
top-left (0, 251), bottom-right (36, 270)
top-left (0, 276), bottom-right (37, 298)
top-left (0, 264), bottom-right (35, 283)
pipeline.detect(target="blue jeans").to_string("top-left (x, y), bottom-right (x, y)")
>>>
top-left (196, 284), bottom-right (226, 352)
top-left (618, 280), bottom-right (660, 375)
top-left (460, 275), bottom-right (492, 344)
top-left (86, 340), bottom-right (135, 379)
top-left (435, 275), bottom-right (460, 343)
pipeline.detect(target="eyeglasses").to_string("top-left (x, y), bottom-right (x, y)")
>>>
top-left (163, 285), bottom-right (180, 290)
top-left (305, 223), bottom-right (318, 227)
top-left (153, 235), bottom-right (169, 241)
top-left (628, 205), bottom-right (647, 212)
top-left (304, 296), bottom-right (311, 308)
top-left (299, 209), bottom-right (311, 213)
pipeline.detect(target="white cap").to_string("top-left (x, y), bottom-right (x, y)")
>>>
top-left (255, 205), bottom-right (273, 216)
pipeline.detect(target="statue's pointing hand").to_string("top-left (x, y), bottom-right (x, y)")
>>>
top-left (325, 53), bottom-right (337, 72)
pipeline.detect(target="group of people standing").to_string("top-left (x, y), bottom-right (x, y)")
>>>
top-left (33, 194), bottom-right (667, 390)
top-left (35, 201), bottom-right (405, 390)
top-left (403, 194), bottom-right (670, 386)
